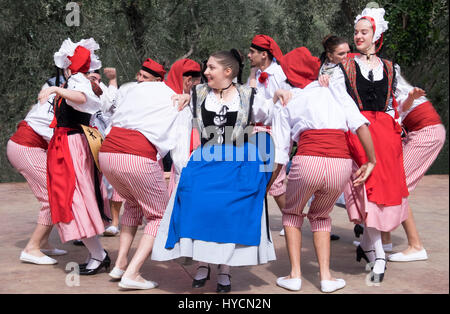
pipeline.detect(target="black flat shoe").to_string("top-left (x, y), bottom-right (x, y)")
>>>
top-left (330, 234), bottom-right (340, 241)
top-left (356, 245), bottom-right (375, 263)
top-left (79, 251), bottom-right (111, 275)
top-left (79, 250), bottom-right (107, 270)
top-left (354, 225), bottom-right (364, 238)
top-left (192, 265), bottom-right (210, 288)
top-left (216, 273), bottom-right (231, 293)
top-left (370, 258), bottom-right (387, 283)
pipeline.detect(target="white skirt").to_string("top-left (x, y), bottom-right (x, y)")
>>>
top-left (151, 184), bottom-right (276, 266)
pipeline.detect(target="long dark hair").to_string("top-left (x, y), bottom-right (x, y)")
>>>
top-left (319, 35), bottom-right (349, 65)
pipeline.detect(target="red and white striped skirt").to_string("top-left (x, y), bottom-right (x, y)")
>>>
top-left (6, 140), bottom-right (53, 226)
top-left (99, 152), bottom-right (169, 237)
top-left (403, 124), bottom-right (446, 192)
top-left (283, 155), bottom-right (353, 232)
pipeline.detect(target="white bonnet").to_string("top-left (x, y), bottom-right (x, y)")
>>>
top-left (355, 8), bottom-right (389, 42)
top-left (54, 38), bottom-right (102, 71)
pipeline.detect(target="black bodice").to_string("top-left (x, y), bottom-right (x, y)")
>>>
top-left (55, 99), bottom-right (91, 129)
top-left (200, 101), bottom-right (238, 145)
top-left (355, 61), bottom-right (389, 112)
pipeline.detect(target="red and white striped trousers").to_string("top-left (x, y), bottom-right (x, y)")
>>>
top-left (283, 155), bottom-right (353, 232)
top-left (99, 152), bottom-right (169, 237)
top-left (403, 124), bottom-right (446, 192)
top-left (6, 140), bottom-right (53, 226)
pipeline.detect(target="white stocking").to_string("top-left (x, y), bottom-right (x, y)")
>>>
top-left (81, 236), bottom-right (106, 270)
top-left (217, 264), bottom-right (231, 285)
top-left (364, 226), bottom-right (386, 274)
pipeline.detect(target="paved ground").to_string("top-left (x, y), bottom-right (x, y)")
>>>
top-left (0, 175), bottom-right (448, 294)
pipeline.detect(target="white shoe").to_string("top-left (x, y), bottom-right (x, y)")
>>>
top-left (320, 279), bottom-right (346, 293)
top-left (40, 248), bottom-right (68, 256)
top-left (109, 267), bottom-right (125, 279)
top-left (353, 241), bottom-right (360, 247)
top-left (279, 228), bottom-right (285, 236)
top-left (20, 251), bottom-right (57, 265)
top-left (118, 276), bottom-right (158, 290)
top-left (276, 276), bottom-right (302, 291)
top-left (388, 249), bottom-right (428, 262)
top-left (103, 225), bottom-right (120, 237)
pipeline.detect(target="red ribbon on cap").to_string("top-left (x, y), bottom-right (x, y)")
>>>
top-left (68, 46), bottom-right (91, 74)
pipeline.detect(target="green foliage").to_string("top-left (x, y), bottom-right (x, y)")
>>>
top-left (0, 0), bottom-right (448, 182)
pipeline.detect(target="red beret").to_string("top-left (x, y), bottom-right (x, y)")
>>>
top-left (280, 47), bottom-right (320, 89)
top-left (165, 59), bottom-right (201, 94)
top-left (251, 35), bottom-right (283, 61)
top-left (141, 58), bottom-right (166, 79)
top-left (68, 45), bottom-right (91, 74)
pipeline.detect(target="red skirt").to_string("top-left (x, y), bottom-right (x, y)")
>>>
top-left (346, 111), bottom-right (409, 206)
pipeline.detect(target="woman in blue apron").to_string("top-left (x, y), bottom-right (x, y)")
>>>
top-left (152, 49), bottom-right (289, 293)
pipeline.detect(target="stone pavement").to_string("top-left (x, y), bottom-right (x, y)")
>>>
top-left (0, 175), bottom-right (448, 294)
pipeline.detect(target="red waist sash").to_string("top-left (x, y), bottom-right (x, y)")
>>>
top-left (345, 111), bottom-right (408, 206)
top-left (47, 127), bottom-right (77, 224)
top-left (296, 129), bottom-right (351, 159)
top-left (402, 101), bottom-right (442, 132)
top-left (10, 121), bottom-right (48, 150)
top-left (254, 123), bottom-right (271, 130)
top-left (100, 127), bottom-right (158, 161)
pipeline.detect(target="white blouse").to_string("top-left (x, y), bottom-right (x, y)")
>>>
top-left (187, 87), bottom-right (281, 126)
top-left (272, 81), bottom-right (370, 165)
top-left (65, 73), bottom-right (102, 114)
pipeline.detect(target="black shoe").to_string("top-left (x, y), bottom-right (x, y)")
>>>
top-left (370, 258), bottom-right (387, 283)
top-left (192, 265), bottom-right (210, 288)
top-left (330, 234), bottom-right (340, 241)
top-left (79, 251), bottom-right (111, 275)
top-left (356, 245), bottom-right (375, 263)
top-left (354, 225), bottom-right (364, 238)
top-left (73, 240), bottom-right (85, 246)
top-left (79, 250), bottom-right (107, 270)
top-left (216, 273), bottom-right (231, 293)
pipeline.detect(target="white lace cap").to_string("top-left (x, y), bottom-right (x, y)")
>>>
top-left (53, 38), bottom-right (102, 71)
top-left (355, 8), bottom-right (389, 43)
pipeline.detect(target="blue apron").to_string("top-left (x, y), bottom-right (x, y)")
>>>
top-left (165, 132), bottom-right (274, 248)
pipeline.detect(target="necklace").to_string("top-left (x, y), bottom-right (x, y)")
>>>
top-left (363, 52), bottom-right (377, 61)
top-left (215, 82), bottom-right (233, 98)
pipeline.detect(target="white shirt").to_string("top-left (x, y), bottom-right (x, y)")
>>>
top-left (248, 61), bottom-right (289, 100)
top-left (393, 66), bottom-right (428, 121)
top-left (111, 82), bottom-right (190, 171)
top-left (98, 82), bottom-right (118, 115)
top-left (272, 81), bottom-right (370, 165)
top-left (24, 94), bottom-right (56, 142)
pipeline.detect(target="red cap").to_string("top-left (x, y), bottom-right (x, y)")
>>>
top-left (141, 58), bottom-right (166, 79)
top-left (68, 46), bottom-right (91, 74)
top-left (251, 34), bottom-right (283, 61)
top-left (165, 59), bottom-right (201, 94)
top-left (280, 47), bottom-right (320, 89)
